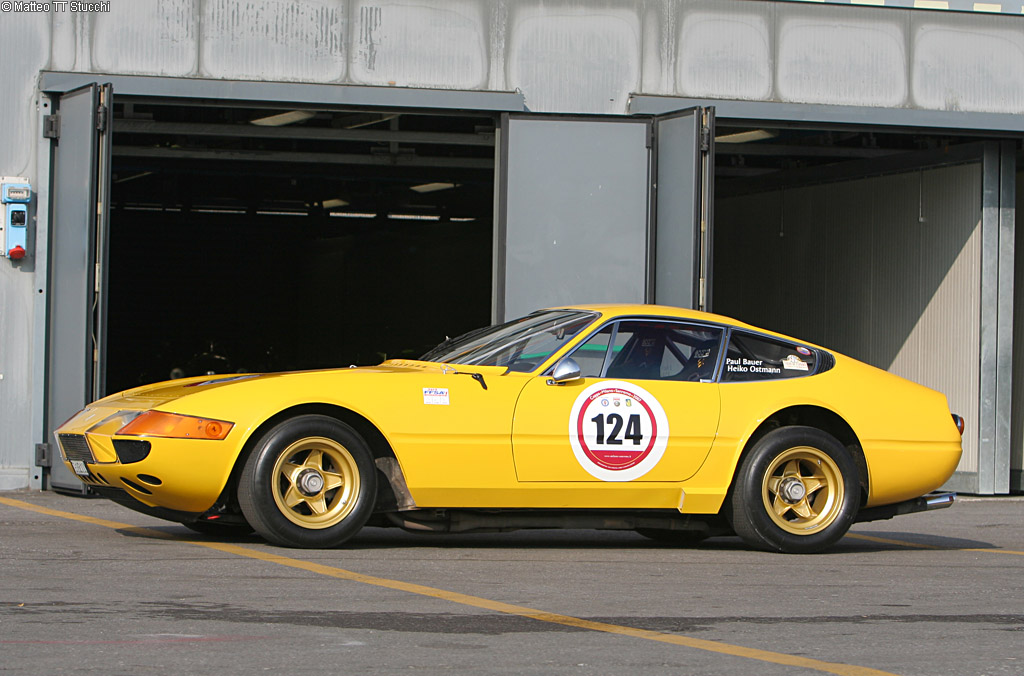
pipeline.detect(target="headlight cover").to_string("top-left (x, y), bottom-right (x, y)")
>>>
top-left (115, 411), bottom-right (234, 440)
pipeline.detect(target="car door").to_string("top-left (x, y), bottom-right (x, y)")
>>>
top-left (511, 319), bottom-right (723, 482)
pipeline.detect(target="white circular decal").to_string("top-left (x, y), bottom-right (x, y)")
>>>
top-left (568, 380), bottom-right (670, 481)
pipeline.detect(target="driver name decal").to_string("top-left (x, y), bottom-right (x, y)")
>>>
top-left (568, 380), bottom-right (670, 481)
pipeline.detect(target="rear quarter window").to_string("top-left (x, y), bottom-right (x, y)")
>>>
top-left (722, 331), bottom-right (818, 382)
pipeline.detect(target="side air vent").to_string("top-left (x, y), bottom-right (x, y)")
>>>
top-left (120, 477), bottom-right (153, 495)
top-left (817, 351), bottom-right (836, 374)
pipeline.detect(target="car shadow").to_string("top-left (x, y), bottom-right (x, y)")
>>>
top-left (836, 530), bottom-right (997, 552)
top-left (114, 524), bottom-right (999, 554)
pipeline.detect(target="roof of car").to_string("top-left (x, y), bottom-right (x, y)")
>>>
top-left (551, 304), bottom-right (757, 330)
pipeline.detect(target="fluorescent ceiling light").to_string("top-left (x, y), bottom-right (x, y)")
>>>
top-left (389, 213), bottom-right (441, 221)
top-left (193, 207), bottom-right (247, 214)
top-left (329, 212), bottom-right (377, 219)
top-left (410, 182), bottom-right (456, 193)
top-left (715, 129), bottom-right (777, 144)
top-left (250, 110), bottom-right (316, 127)
top-left (322, 198), bottom-right (349, 209)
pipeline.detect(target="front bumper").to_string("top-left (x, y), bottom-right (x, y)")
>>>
top-left (54, 428), bottom-right (238, 514)
top-left (854, 491), bottom-right (956, 524)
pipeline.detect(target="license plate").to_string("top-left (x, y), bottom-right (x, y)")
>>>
top-left (70, 460), bottom-right (89, 476)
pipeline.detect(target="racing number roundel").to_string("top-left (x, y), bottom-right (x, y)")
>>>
top-left (568, 380), bottom-right (670, 481)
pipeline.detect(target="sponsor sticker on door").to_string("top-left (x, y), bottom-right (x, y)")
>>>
top-left (568, 380), bottom-right (669, 481)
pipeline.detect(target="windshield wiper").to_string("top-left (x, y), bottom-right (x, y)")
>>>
top-left (442, 366), bottom-right (488, 390)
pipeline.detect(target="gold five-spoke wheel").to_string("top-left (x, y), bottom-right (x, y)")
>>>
top-left (761, 446), bottom-right (844, 535)
top-left (729, 426), bottom-right (858, 553)
top-left (271, 436), bottom-right (361, 529)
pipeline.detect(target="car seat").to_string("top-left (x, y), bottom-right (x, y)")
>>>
top-left (606, 328), bottom-right (666, 380)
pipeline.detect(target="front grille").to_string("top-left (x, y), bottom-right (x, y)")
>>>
top-left (57, 434), bottom-right (95, 463)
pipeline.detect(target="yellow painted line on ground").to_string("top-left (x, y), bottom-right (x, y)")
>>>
top-left (1, 495), bottom-right (894, 676)
top-left (846, 532), bottom-right (1024, 556)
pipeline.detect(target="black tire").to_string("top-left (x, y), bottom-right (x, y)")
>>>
top-left (182, 520), bottom-right (254, 537)
top-left (238, 415), bottom-right (377, 548)
top-left (727, 426), bottom-right (859, 554)
top-left (635, 528), bottom-right (709, 547)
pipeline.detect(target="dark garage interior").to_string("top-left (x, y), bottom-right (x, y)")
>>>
top-left (103, 99), bottom-right (497, 394)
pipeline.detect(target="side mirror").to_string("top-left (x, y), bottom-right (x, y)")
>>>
top-left (547, 357), bottom-right (581, 385)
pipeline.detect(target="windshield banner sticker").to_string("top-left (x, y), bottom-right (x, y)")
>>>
top-left (568, 380), bottom-right (670, 481)
top-left (423, 387), bottom-right (450, 405)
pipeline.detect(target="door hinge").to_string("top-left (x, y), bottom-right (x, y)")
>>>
top-left (96, 105), bottom-right (107, 133)
top-left (43, 114), bottom-right (60, 139)
top-left (646, 123), bottom-right (655, 149)
top-left (35, 443), bottom-right (52, 468)
top-left (699, 124), bottom-right (711, 153)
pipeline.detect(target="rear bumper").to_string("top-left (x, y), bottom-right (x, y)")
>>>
top-left (854, 491), bottom-right (956, 524)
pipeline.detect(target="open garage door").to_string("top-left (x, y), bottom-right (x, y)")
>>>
top-left (100, 100), bottom-right (496, 394)
top-left (45, 83), bottom-right (112, 491)
top-left (496, 108), bottom-right (714, 321)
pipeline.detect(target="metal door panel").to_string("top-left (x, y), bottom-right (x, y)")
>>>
top-left (46, 83), bottom-right (110, 491)
top-left (498, 116), bottom-right (652, 322)
top-left (652, 107), bottom-right (714, 310)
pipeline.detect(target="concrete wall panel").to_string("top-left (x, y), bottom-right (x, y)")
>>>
top-left (911, 14), bottom-right (1024, 113)
top-left (676, 4), bottom-right (773, 101)
top-left (507, 3), bottom-right (641, 113)
top-left (93, 0), bottom-right (199, 76)
top-left (776, 6), bottom-right (908, 107)
top-left (200, 0), bottom-right (347, 82)
top-left (349, 0), bottom-right (487, 89)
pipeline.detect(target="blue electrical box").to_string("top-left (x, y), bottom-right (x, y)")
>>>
top-left (1, 178), bottom-right (31, 260)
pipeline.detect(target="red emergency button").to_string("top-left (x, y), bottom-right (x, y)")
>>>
top-left (8, 246), bottom-right (26, 260)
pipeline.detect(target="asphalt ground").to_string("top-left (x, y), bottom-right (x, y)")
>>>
top-left (1, 489), bottom-right (1022, 676)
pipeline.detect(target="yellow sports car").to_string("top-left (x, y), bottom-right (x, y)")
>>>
top-left (55, 305), bottom-right (963, 554)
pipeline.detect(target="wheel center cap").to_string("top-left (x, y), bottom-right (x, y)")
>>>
top-left (297, 469), bottom-right (325, 496)
top-left (779, 477), bottom-right (807, 503)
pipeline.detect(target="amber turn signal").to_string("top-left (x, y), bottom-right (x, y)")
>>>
top-left (117, 411), bottom-right (234, 440)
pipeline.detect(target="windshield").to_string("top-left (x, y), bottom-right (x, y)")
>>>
top-left (421, 310), bottom-right (598, 372)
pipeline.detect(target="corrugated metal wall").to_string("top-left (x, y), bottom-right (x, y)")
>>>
top-left (1013, 171), bottom-right (1024, 491)
top-left (715, 163), bottom-right (983, 475)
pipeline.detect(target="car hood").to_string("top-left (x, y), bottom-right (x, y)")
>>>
top-left (91, 360), bottom-right (505, 410)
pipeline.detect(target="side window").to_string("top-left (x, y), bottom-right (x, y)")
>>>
top-left (722, 332), bottom-right (818, 382)
top-left (571, 325), bottom-right (614, 378)
top-left (598, 321), bottom-right (723, 382)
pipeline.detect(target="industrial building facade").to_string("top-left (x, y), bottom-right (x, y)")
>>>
top-left (0, 0), bottom-right (1020, 495)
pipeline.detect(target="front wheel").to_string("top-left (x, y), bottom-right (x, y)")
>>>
top-left (727, 426), bottom-right (859, 554)
top-left (238, 415), bottom-right (377, 548)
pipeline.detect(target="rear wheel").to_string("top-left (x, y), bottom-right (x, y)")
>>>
top-left (238, 415), bottom-right (377, 548)
top-left (728, 426), bottom-right (859, 554)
